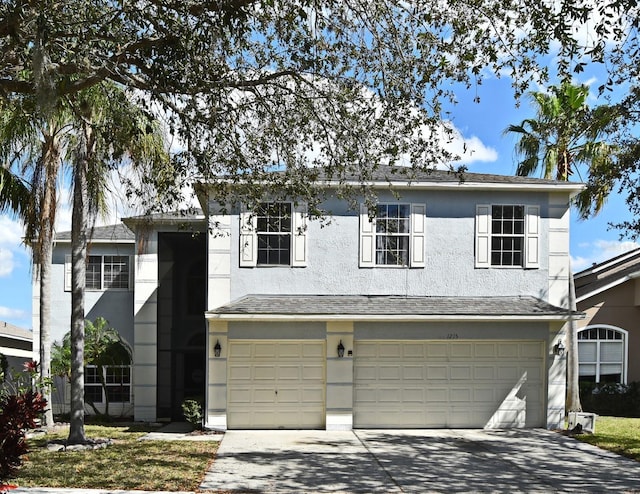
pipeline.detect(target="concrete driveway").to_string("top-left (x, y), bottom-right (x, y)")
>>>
top-left (200, 429), bottom-right (640, 493)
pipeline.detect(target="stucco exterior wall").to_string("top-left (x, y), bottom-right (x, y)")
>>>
top-left (33, 243), bottom-right (135, 349)
top-left (208, 189), bottom-right (566, 306)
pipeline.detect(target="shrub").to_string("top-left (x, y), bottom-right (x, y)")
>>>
top-left (0, 358), bottom-right (49, 480)
top-left (181, 399), bottom-right (203, 430)
top-left (580, 381), bottom-right (640, 417)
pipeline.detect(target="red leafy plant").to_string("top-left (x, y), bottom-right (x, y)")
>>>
top-left (0, 356), bottom-right (49, 481)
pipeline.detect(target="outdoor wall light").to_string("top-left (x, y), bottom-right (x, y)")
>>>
top-left (337, 340), bottom-right (345, 358)
top-left (553, 341), bottom-right (566, 357)
top-left (214, 340), bottom-right (222, 357)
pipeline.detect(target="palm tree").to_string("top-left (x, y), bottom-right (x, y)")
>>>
top-left (64, 84), bottom-right (168, 443)
top-left (0, 95), bottom-right (74, 428)
top-left (505, 81), bottom-right (617, 217)
top-left (504, 81), bottom-right (618, 415)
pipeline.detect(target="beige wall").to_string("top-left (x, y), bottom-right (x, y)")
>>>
top-left (578, 280), bottom-right (640, 382)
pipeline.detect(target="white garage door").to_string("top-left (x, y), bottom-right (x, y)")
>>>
top-left (354, 340), bottom-right (544, 428)
top-left (227, 340), bottom-right (325, 429)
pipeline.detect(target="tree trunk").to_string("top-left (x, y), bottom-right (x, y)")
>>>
top-left (67, 121), bottom-right (93, 445)
top-left (565, 266), bottom-right (582, 414)
top-left (38, 226), bottom-right (54, 427)
top-left (38, 132), bottom-right (60, 428)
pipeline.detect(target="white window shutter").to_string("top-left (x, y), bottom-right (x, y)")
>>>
top-left (239, 208), bottom-right (257, 267)
top-left (64, 254), bottom-right (72, 291)
top-left (475, 205), bottom-right (491, 268)
top-left (359, 204), bottom-right (375, 268)
top-left (525, 205), bottom-right (540, 269)
top-left (291, 203), bottom-right (308, 267)
top-left (410, 203), bottom-right (426, 268)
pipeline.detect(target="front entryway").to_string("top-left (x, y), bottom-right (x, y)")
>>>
top-left (226, 340), bottom-right (326, 429)
top-left (157, 232), bottom-right (207, 420)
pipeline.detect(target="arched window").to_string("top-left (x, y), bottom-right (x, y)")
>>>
top-left (577, 325), bottom-right (628, 384)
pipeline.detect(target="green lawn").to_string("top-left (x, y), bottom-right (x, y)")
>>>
top-left (575, 416), bottom-right (640, 462)
top-left (13, 424), bottom-right (218, 491)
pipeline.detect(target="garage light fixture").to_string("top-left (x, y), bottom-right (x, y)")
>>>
top-left (553, 341), bottom-right (565, 357)
top-left (214, 340), bottom-right (222, 357)
top-left (337, 340), bottom-right (345, 358)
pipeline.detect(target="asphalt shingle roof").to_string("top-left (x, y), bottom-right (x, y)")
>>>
top-left (55, 223), bottom-right (134, 242)
top-left (310, 165), bottom-right (582, 188)
top-left (208, 295), bottom-right (575, 319)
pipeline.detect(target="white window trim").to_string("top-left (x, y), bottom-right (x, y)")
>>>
top-left (359, 203), bottom-right (425, 268)
top-left (84, 364), bottom-right (132, 404)
top-left (475, 204), bottom-right (540, 269)
top-left (239, 202), bottom-right (308, 267)
top-left (64, 254), bottom-right (133, 292)
top-left (578, 324), bottom-right (628, 384)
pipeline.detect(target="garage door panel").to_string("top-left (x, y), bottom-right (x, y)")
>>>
top-left (520, 342), bottom-right (544, 358)
top-left (354, 340), bottom-right (545, 428)
top-left (426, 388), bottom-right (448, 401)
top-left (277, 365), bottom-right (301, 380)
top-left (474, 387), bottom-right (497, 402)
top-left (427, 365), bottom-right (448, 379)
top-left (474, 343), bottom-right (497, 358)
top-left (228, 388), bottom-right (252, 403)
top-left (228, 365), bottom-right (252, 380)
top-left (498, 343), bottom-right (519, 357)
top-left (497, 366), bottom-right (520, 380)
top-left (450, 366), bottom-right (472, 379)
top-left (379, 365), bottom-right (401, 380)
top-left (402, 388), bottom-right (425, 402)
top-left (254, 365), bottom-right (277, 379)
top-left (451, 343), bottom-right (473, 358)
top-left (227, 340), bottom-right (325, 429)
top-left (474, 366), bottom-right (495, 380)
top-left (403, 366), bottom-right (425, 380)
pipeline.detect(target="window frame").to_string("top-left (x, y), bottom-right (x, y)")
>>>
top-left (240, 201), bottom-right (308, 268)
top-left (256, 202), bottom-right (293, 266)
top-left (83, 364), bottom-right (132, 404)
top-left (475, 204), bottom-right (539, 269)
top-left (360, 203), bottom-right (425, 268)
top-left (65, 254), bottom-right (132, 291)
top-left (577, 325), bottom-right (628, 384)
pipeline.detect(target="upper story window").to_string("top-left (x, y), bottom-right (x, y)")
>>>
top-left (240, 202), bottom-right (307, 268)
top-left (256, 202), bottom-right (292, 265)
top-left (578, 325), bottom-right (628, 384)
top-left (65, 255), bottom-right (132, 291)
top-left (475, 204), bottom-right (539, 269)
top-left (360, 203), bottom-right (425, 268)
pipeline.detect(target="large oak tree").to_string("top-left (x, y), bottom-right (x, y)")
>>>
top-left (2, 0), bottom-right (639, 440)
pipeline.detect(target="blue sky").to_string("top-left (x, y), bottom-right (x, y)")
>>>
top-left (1, 69), bottom-right (638, 331)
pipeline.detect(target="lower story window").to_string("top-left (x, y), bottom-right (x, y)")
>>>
top-left (578, 326), bottom-right (627, 384)
top-left (84, 365), bottom-right (131, 403)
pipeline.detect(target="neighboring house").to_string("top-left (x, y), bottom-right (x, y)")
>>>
top-left (38, 166), bottom-right (583, 429)
top-left (0, 320), bottom-right (33, 376)
top-left (575, 248), bottom-right (640, 385)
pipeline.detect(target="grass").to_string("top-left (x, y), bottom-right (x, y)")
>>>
top-left (13, 424), bottom-right (219, 491)
top-left (575, 416), bottom-right (640, 462)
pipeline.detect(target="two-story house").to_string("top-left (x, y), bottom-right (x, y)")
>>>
top-left (39, 166), bottom-right (582, 429)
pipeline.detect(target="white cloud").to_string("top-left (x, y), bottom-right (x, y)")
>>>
top-left (0, 248), bottom-right (15, 277)
top-left (442, 125), bottom-right (499, 165)
top-left (571, 239), bottom-right (640, 271)
top-left (0, 306), bottom-right (28, 320)
top-left (0, 215), bottom-right (24, 247)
